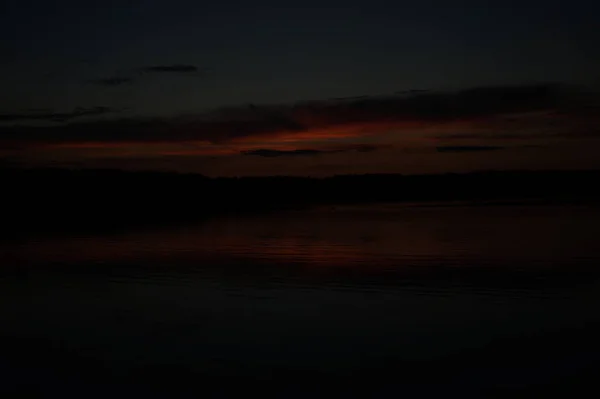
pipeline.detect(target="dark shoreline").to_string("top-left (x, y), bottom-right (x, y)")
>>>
top-left (3, 167), bottom-right (600, 238)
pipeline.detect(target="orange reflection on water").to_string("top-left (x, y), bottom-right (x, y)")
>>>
top-left (247, 236), bottom-right (365, 265)
top-left (6, 205), bottom-right (598, 270)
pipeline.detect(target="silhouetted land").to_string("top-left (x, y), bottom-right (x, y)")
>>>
top-left (3, 167), bottom-right (600, 237)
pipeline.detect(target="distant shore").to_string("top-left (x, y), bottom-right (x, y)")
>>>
top-left (3, 167), bottom-right (600, 238)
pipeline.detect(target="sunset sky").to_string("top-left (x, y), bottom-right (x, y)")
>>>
top-left (1, 0), bottom-right (599, 176)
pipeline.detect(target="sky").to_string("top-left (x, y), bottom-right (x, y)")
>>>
top-left (1, 0), bottom-right (600, 176)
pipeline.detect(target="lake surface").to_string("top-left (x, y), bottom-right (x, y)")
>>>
top-left (2, 204), bottom-right (600, 397)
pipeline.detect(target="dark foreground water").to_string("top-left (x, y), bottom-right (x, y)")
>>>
top-left (2, 204), bottom-right (600, 397)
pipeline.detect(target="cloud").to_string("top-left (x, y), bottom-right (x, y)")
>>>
top-left (435, 145), bottom-right (505, 153)
top-left (241, 144), bottom-right (387, 157)
top-left (395, 89), bottom-right (431, 95)
top-left (1, 82), bottom-right (596, 160)
top-left (242, 149), bottom-right (327, 157)
top-left (328, 95), bottom-right (371, 101)
top-left (347, 144), bottom-right (382, 153)
top-left (0, 106), bottom-right (120, 123)
top-left (437, 130), bottom-right (600, 141)
top-left (88, 77), bottom-right (134, 87)
top-left (138, 64), bottom-right (199, 74)
top-left (85, 64), bottom-right (204, 87)
top-left (85, 64), bottom-right (203, 87)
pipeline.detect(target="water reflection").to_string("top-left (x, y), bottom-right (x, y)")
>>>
top-left (2, 204), bottom-right (600, 396)
top-left (7, 204), bottom-right (600, 268)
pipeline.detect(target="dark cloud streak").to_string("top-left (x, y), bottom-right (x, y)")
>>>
top-left (242, 149), bottom-right (328, 157)
top-left (85, 64), bottom-right (204, 88)
top-left (88, 77), bottom-right (134, 87)
top-left (138, 64), bottom-right (199, 74)
top-left (0, 106), bottom-right (120, 123)
top-left (242, 144), bottom-right (386, 157)
top-left (436, 146), bottom-right (505, 153)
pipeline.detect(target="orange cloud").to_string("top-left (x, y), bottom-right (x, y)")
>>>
top-left (3, 82), bottom-right (594, 174)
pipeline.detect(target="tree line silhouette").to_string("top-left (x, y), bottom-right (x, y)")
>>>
top-left (3, 167), bottom-right (600, 236)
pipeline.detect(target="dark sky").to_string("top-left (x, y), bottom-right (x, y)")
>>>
top-left (1, 0), bottom-right (600, 175)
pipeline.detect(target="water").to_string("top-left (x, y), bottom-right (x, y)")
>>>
top-left (2, 204), bottom-right (600, 396)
